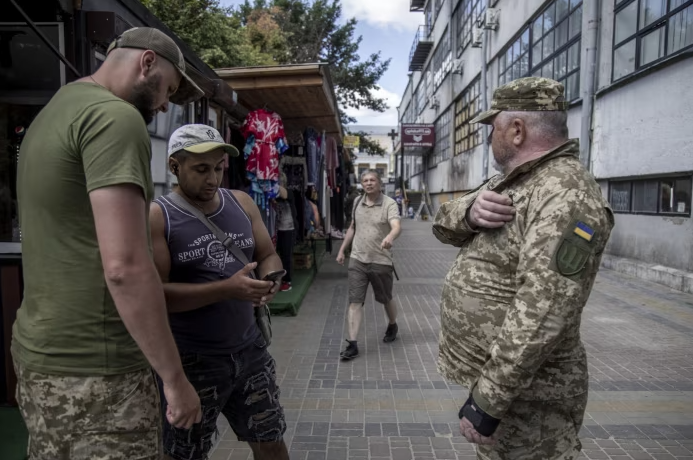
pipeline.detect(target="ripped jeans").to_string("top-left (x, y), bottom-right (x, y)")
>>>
top-left (159, 335), bottom-right (286, 460)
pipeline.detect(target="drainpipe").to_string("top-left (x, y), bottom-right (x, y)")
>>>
top-left (480, 0), bottom-right (491, 181)
top-left (580, 0), bottom-right (599, 171)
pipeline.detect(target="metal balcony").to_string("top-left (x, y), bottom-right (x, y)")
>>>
top-left (409, 25), bottom-right (433, 72)
top-left (410, 0), bottom-right (426, 11)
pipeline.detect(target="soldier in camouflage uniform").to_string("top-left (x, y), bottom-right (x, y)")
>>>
top-left (433, 77), bottom-right (615, 460)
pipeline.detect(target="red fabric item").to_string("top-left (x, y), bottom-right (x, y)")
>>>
top-left (241, 109), bottom-right (286, 181)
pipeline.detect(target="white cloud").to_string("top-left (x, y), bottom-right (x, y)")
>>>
top-left (344, 86), bottom-right (401, 126)
top-left (341, 0), bottom-right (422, 33)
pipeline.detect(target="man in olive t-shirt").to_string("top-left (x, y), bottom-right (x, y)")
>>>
top-left (12, 27), bottom-right (203, 459)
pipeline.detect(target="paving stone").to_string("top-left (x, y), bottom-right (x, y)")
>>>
top-left (204, 221), bottom-right (693, 460)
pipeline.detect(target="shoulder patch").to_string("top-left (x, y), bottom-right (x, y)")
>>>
top-left (550, 218), bottom-right (597, 281)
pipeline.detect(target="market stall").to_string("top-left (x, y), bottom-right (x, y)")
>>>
top-left (216, 64), bottom-right (348, 316)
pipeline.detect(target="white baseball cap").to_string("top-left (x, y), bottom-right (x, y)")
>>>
top-left (168, 124), bottom-right (240, 158)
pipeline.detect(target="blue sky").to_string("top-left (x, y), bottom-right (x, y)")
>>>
top-left (219, 0), bottom-right (421, 126)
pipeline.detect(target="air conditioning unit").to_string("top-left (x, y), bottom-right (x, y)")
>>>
top-left (471, 27), bottom-right (483, 48)
top-left (452, 58), bottom-right (464, 75)
top-left (430, 96), bottom-right (440, 110)
top-left (484, 8), bottom-right (499, 31)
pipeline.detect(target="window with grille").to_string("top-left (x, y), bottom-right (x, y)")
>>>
top-left (609, 176), bottom-right (692, 215)
top-left (498, 0), bottom-right (582, 102)
top-left (430, 108), bottom-right (452, 168)
top-left (613, 0), bottom-right (693, 81)
top-left (454, 78), bottom-right (482, 156)
top-left (454, 0), bottom-right (486, 55)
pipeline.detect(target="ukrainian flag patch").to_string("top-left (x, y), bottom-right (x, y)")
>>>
top-left (573, 221), bottom-right (595, 242)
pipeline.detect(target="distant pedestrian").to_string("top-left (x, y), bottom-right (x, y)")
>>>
top-left (336, 170), bottom-right (401, 360)
top-left (13, 27), bottom-right (203, 459)
top-left (433, 77), bottom-right (614, 459)
top-left (276, 172), bottom-right (297, 292)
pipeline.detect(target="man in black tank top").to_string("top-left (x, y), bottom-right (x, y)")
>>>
top-left (149, 124), bottom-right (289, 460)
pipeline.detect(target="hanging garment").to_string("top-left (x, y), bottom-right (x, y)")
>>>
top-left (325, 136), bottom-right (338, 190)
top-left (304, 127), bottom-right (319, 185)
top-left (241, 109), bottom-right (289, 209)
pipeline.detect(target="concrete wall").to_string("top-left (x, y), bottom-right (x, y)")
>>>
top-left (591, 60), bottom-right (693, 179)
top-left (400, 0), bottom-right (693, 274)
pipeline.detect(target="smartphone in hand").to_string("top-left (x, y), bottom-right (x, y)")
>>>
top-left (263, 270), bottom-right (286, 282)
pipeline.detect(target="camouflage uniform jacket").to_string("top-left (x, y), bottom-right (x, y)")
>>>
top-left (433, 139), bottom-right (614, 419)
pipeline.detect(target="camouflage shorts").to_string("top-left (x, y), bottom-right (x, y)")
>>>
top-left (14, 361), bottom-right (162, 460)
top-left (476, 393), bottom-right (588, 460)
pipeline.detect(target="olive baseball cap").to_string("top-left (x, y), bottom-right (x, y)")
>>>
top-left (470, 77), bottom-right (568, 124)
top-left (107, 27), bottom-right (204, 105)
top-left (168, 124), bottom-right (240, 158)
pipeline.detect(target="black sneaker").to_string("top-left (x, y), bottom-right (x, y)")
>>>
top-left (383, 323), bottom-right (398, 343)
top-left (340, 340), bottom-right (359, 360)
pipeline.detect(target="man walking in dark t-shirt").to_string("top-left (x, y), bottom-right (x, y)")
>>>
top-left (150, 124), bottom-right (289, 460)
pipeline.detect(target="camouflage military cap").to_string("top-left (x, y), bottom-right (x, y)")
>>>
top-left (470, 77), bottom-right (568, 124)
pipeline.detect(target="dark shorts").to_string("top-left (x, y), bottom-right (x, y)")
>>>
top-left (348, 259), bottom-right (394, 305)
top-left (160, 336), bottom-right (286, 460)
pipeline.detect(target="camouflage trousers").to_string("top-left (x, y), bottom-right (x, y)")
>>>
top-left (476, 393), bottom-right (588, 460)
top-left (14, 361), bottom-right (162, 460)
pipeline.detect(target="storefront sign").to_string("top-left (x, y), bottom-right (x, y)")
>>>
top-left (343, 135), bottom-right (360, 148)
top-left (401, 124), bottom-right (435, 148)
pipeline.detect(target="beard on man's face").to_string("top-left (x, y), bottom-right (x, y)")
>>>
top-left (129, 74), bottom-right (160, 125)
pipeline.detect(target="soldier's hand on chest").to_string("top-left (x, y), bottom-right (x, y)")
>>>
top-left (467, 191), bottom-right (515, 230)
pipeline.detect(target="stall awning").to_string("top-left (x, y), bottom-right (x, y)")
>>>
top-left (215, 63), bottom-right (343, 141)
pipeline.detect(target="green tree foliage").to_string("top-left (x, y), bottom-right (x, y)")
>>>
top-left (237, 0), bottom-right (390, 126)
top-left (140, 0), bottom-right (391, 145)
top-left (139, 0), bottom-right (277, 66)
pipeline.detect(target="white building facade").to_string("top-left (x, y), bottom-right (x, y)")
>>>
top-left (398, 0), bottom-right (693, 279)
top-left (348, 125), bottom-right (398, 186)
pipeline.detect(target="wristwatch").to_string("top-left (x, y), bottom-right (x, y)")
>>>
top-left (459, 394), bottom-right (501, 437)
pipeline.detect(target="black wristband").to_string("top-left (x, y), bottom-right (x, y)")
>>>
top-left (458, 394), bottom-right (501, 437)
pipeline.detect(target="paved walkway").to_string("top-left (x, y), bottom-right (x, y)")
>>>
top-left (211, 220), bottom-right (693, 460)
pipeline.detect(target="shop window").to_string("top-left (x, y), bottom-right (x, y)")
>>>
top-left (0, 23), bottom-right (65, 97)
top-left (455, 0), bottom-right (486, 55)
top-left (609, 176), bottom-right (692, 215)
top-left (430, 108), bottom-right (452, 168)
top-left (432, 28), bottom-right (452, 90)
top-left (454, 78), bottom-right (482, 156)
top-left (613, 0), bottom-right (693, 81)
top-left (499, 1), bottom-right (582, 102)
top-left (1, 105), bottom-right (43, 245)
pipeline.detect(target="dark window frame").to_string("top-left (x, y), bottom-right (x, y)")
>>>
top-left (612, 0), bottom-right (693, 82)
top-left (498, 0), bottom-right (583, 102)
top-left (454, 77), bottom-right (482, 156)
top-left (608, 175), bottom-right (693, 217)
top-left (454, 0), bottom-right (486, 56)
top-left (433, 27), bottom-right (453, 90)
top-left (430, 108), bottom-right (452, 168)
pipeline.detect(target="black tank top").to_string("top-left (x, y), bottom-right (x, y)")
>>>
top-left (154, 189), bottom-right (259, 353)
